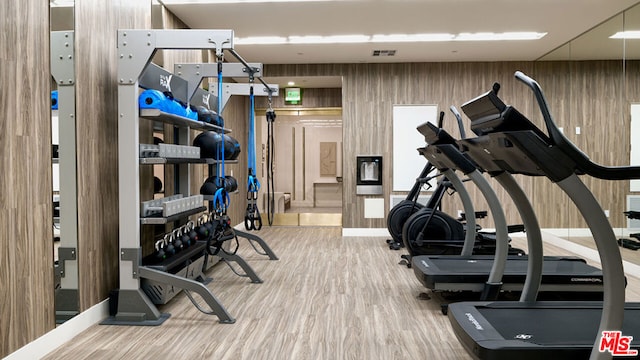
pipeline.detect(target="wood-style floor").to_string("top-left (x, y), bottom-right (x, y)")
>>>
top-left (44, 228), bottom-right (640, 360)
top-left (44, 227), bottom-right (472, 360)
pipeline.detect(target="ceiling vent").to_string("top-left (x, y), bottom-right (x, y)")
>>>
top-left (372, 50), bottom-right (396, 57)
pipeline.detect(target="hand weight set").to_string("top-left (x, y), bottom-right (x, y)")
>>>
top-left (193, 132), bottom-right (241, 160)
top-left (200, 175), bottom-right (238, 195)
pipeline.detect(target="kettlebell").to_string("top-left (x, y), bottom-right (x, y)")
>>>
top-left (188, 221), bottom-right (200, 243)
top-left (165, 234), bottom-right (176, 257)
top-left (155, 239), bottom-right (166, 260)
top-left (180, 225), bottom-right (192, 248)
top-left (172, 229), bottom-right (183, 253)
top-left (196, 215), bottom-right (210, 239)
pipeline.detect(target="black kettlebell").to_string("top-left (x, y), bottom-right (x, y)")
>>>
top-left (165, 234), bottom-right (176, 257)
top-left (196, 215), bottom-right (207, 235)
top-left (155, 240), bottom-right (166, 260)
top-left (180, 225), bottom-right (192, 248)
top-left (188, 221), bottom-right (200, 243)
top-left (172, 229), bottom-right (183, 253)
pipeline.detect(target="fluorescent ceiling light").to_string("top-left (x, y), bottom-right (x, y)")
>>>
top-left (289, 35), bottom-right (371, 44)
top-left (159, 0), bottom-right (334, 3)
top-left (288, 81), bottom-right (295, 86)
top-left (455, 32), bottom-right (547, 41)
top-left (235, 36), bottom-right (288, 45)
top-left (50, 0), bottom-right (75, 6)
top-left (371, 33), bottom-right (454, 42)
top-left (235, 32), bottom-right (546, 45)
top-left (610, 31), bottom-right (640, 39)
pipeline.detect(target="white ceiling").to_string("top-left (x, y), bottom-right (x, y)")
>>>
top-left (158, 0), bottom-right (640, 88)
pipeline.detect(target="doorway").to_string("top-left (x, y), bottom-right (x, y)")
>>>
top-left (259, 108), bottom-right (343, 226)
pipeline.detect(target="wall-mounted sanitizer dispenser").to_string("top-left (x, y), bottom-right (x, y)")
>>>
top-left (356, 155), bottom-right (383, 195)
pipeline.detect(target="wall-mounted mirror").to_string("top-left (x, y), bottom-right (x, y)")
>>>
top-left (50, 0), bottom-right (79, 323)
top-left (537, 6), bottom-right (640, 267)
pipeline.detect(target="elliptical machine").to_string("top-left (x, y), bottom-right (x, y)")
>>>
top-left (386, 107), bottom-right (524, 264)
top-left (387, 112), bottom-right (470, 248)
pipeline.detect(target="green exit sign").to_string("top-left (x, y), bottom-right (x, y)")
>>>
top-left (285, 87), bottom-right (302, 105)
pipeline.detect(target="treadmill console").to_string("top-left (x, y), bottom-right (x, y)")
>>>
top-left (461, 86), bottom-right (549, 142)
top-left (417, 121), bottom-right (457, 145)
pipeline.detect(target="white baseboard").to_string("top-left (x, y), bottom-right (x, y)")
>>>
top-left (342, 228), bottom-right (390, 237)
top-left (3, 299), bottom-right (109, 360)
top-left (541, 231), bottom-right (640, 279)
top-left (542, 228), bottom-right (626, 237)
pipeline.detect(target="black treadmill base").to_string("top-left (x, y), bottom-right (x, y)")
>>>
top-left (448, 301), bottom-right (640, 360)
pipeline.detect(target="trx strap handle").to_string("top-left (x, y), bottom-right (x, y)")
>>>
top-left (245, 70), bottom-right (262, 230)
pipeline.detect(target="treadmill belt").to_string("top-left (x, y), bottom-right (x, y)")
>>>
top-left (478, 306), bottom-right (640, 346)
top-left (479, 308), bottom-right (597, 345)
top-left (448, 302), bottom-right (640, 359)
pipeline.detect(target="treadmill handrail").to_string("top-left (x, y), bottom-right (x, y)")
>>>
top-left (449, 105), bottom-right (467, 139)
top-left (514, 71), bottom-right (640, 180)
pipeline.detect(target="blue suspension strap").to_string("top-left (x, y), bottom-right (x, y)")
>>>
top-left (213, 54), bottom-right (230, 216)
top-left (245, 70), bottom-right (262, 230)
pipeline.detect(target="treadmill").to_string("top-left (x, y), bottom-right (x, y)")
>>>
top-left (410, 107), bottom-right (604, 299)
top-left (447, 71), bottom-right (640, 359)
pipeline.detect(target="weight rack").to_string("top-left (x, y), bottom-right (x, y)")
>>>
top-left (103, 29), bottom-right (277, 326)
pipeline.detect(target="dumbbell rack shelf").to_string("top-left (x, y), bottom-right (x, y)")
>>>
top-left (105, 29), bottom-right (246, 327)
top-left (139, 158), bottom-right (238, 165)
top-left (139, 206), bottom-right (207, 225)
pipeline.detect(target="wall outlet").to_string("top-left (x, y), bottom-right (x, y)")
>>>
top-left (605, 209), bottom-right (610, 217)
top-left (575, 126), bottom-right (581, 135)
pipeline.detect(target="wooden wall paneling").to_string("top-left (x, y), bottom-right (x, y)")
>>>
top-left (0, 0), bottom-right (54, 357)
top-left (263, 62), bottom-right (632, 230)
top-left (75, 0), bottom-right (151, 312)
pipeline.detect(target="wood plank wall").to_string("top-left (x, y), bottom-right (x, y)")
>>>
top-left (75, 0), bottom-right (151, 312)
top-left (265, 61), bottom-right (632, 229)
top-left (0, 1), bottom-right (53, 357)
